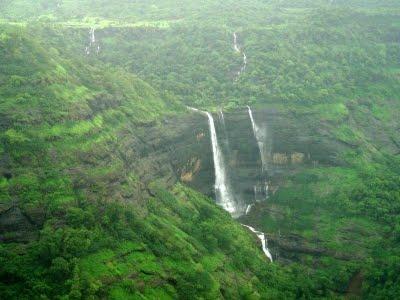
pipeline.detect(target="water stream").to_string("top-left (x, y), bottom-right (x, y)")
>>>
top-left (219, 109), bottom-right (226, 127)
top-left (85, 27), bottom-right (100, 55)
top-left (233, 32), bottom-right (247, 80)
top-left (187, 107), bottom-right (236, 214)
top-left (247, 106), bottom-right (267, 172)
top-left (242, 224), bottom-right (273, 262)
top-left (233, 32), bottom-right (240, 53)
top-left (245, 204), bottom-right (254, 215)
top-left (188, 37), bottom-right (273, 258)
top-left (188, 107), bottom-right (273, 260)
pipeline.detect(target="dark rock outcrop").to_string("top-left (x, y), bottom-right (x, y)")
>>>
top-left (0, 205), bottom-right (40, 242)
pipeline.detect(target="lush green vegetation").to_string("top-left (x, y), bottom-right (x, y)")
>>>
top-left (1, 182), bottom-right (299, 299)
top-left (243, 155), bottom-right (400, 298)
top-left (56, 1), bottom-right (397, 113)
top-left (0, 24), bottom-right (292, 299)
top-left (1, 0), bottom-right (400, 299)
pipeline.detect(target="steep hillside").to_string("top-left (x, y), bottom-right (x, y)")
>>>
top-left (0, 24), bottom-right (175, 213)
top-left (0, 26), bottom-right (295, 299)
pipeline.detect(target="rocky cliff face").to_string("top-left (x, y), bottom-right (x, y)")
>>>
top-left (128, 106), bottom-right (349, 216)
top-left (182, 107), bottom-right (348, 213)
top-left (0, 113), bottom-right (214, 242)
top-left (130, 113), bottom-right (214, 196)
top-left (0, 106), bottom-right (349, 244)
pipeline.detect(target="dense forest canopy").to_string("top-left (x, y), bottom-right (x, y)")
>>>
top-left (0, 0), bottom-right (399, 299)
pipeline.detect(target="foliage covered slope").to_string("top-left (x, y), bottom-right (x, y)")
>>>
top-left (0, 25), bottom-right (298, 299)
top-left (91, 6), bottom-right (400, 110)
top-left (1, 0), bottom-right (400, 299)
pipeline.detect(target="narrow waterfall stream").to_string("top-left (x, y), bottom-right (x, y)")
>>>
top-left (218, 109), bottom-right (232, 152)
top-left (242, 224), bottom-right (273, 262)
top-left (85, 27), bottom-right (100, 55)
top-left (233, 32), bottom-right (240, 53)
top-left (247, 106), bottom-right (267, 171)
top-left (233, 32), bottom-right (247, 80)
top-left (245, 204), bottom-right (254, 215)
top-left (90, 27), bottom-right (96, 44)
top-left (187, 107), bottom-right (236, 214)
top-left (244, 106), bottom-right (274, 260)
top-left (219, 109), bottom-right (226, 128)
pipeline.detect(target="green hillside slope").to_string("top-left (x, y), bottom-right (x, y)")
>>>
top-left (0, 25), bottom-right (296, 299)
top-left (1, 0), bottom-right (400, 299)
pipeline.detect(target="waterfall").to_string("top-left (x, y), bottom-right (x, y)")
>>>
top-left (187, 107), bottom-right (236, 214)
top-left (233, 32), bottom-right (240, 52)
top-left (242, 224), bottom-right (273, 262)
top-left (206, 112), bottom-right (236, 214)
top-left (247, 106), bottom-right (267, 172)
top-left (90, 28), bottom-right (96, 44)
top-left (188, 107), bottom-right (273, 260)
top-left (244, 107), bottom-right (273, 261)
top-left (85, 27), bottom-right (100, 55)
top-left (254, 184), bottom-right (269, 202)
top-left (233, 32), bottom-right (247, 80)
top-left (218, 109), bottom-right (226, 128)
top-left (241, 52), bottom-right (247, 73)
top-left (254, 185), bottom-right (258, 201)
top-left (245, 204), bottom-right (254, 215)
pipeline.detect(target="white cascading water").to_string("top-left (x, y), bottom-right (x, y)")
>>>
top-left (241, 52), bottom-right (247, 73)
top-left (233, 32), bottom-right (240, 53)
top-left (206, 112), bottom-right (236, 214)
top-left (244, 107), bottom-right (273, 261)
top-left (85, 27), bottom-right (100, 55)
top-left (233, 32), bottom-right (247, 80)
top-left (187, 107), bottom-right (236, 214)
top-left (188, 42), bottom-right (273, 258)
top-left (245, 204), bottom-right (254, 215)
top-left (242, 224), bottom-right (273, 262)
top-left (90, 28), bottom-right (95, 44)
top-left (219, 109), bottom-right (226, 129)
top-left (247, 106), bottom-right (267, 172)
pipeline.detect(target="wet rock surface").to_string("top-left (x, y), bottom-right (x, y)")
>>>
top-left (187, 107), bottom-right (350, 211)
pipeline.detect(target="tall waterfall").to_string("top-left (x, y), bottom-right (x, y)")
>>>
top-left (188, 107), bottom-right (236, 214)
top-left (206, 112), bottom-right (236, 214)
top-left (247, 106), bottom-right (267, 171)
top-left (188, 107), bottom-right (273, 260)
